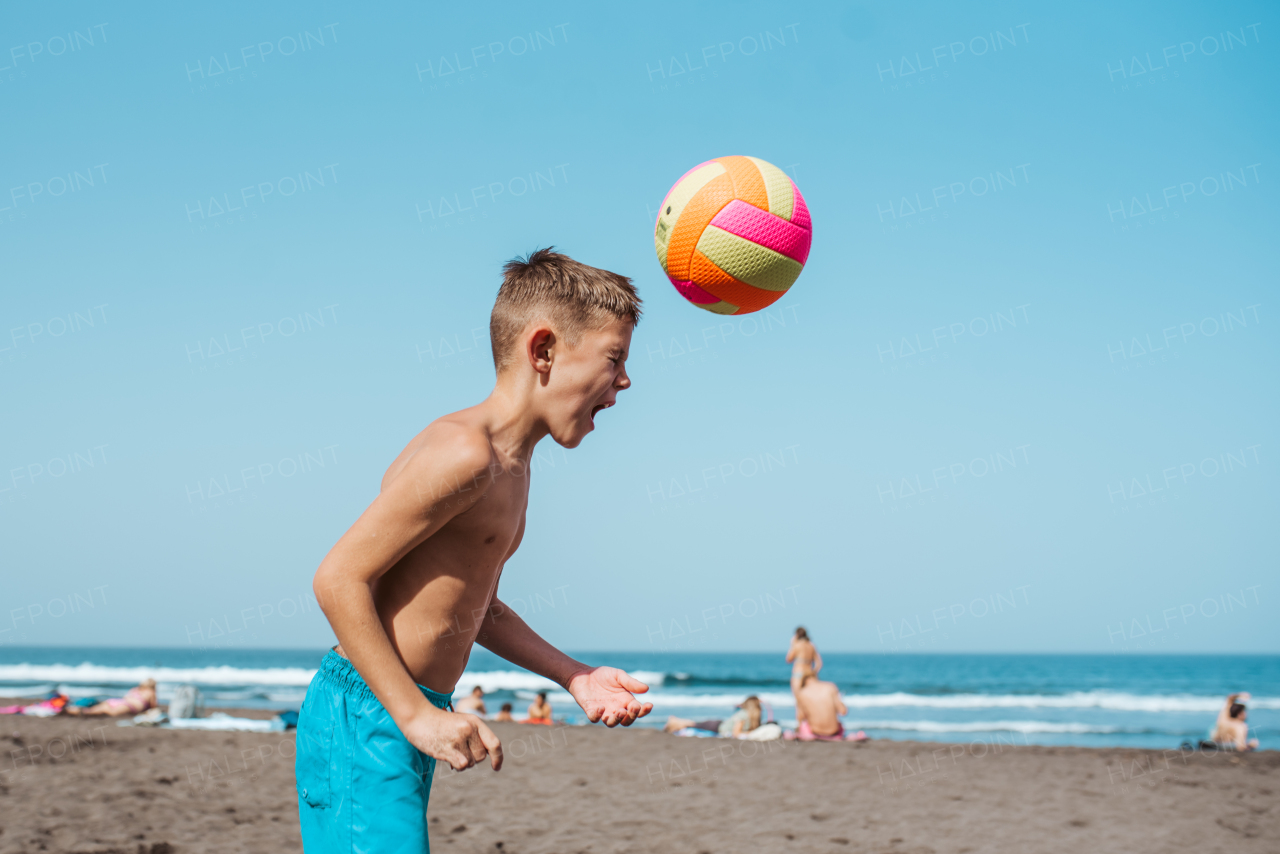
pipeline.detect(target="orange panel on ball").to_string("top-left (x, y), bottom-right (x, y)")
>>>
top-left (690, 250), bottom-right (786, 314)
top-left (715, 156), bottom-right (769, 211)
top-left (664, 172), bottom-right (736, 281)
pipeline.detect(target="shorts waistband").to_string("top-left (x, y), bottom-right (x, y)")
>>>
top-left (318, 649), bottom-right (453, 708)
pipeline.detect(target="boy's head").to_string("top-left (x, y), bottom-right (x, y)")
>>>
top-left (491, 248), bottom-right (642, 447)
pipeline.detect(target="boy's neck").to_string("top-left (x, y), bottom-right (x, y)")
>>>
top-left (479, 376), bottom-right (550, 462)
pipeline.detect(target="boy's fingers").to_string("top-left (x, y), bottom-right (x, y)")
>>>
top-left (476, 722), bottom-right (503, 771)
top-left (465, 728), bottom-right (489, 765)
top-left (619, 674), bottom-right (649, 694)
top-left (447, 748), bottom-right (472, 772)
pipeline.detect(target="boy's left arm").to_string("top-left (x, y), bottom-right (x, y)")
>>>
top-left (476, 598), bottom-right (653, 726)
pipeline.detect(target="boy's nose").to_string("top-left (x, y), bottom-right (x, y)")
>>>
top-left (616, 367), bottom-right (631, 389)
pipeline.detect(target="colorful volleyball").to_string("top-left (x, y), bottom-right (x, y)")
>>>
top-left (654, 156), bottom-right (811, 315)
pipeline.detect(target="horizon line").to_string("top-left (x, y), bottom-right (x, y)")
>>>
top-left (0, 645), bottom-right (1277, 657)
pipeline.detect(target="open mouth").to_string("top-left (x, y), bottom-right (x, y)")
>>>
top-left (589, 403), bottom-right (610, 422)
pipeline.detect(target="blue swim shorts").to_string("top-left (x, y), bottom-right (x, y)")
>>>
top-left (296, 650), bottom-right (453, 853)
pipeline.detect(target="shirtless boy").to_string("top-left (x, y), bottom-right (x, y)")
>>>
top-left (296, 249), bottom-right (653, 852)
top-left (794, 673), bottom-right (848, 741)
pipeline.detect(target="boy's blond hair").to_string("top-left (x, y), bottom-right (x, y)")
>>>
top-left (490, 248), bottom-right (642, 373)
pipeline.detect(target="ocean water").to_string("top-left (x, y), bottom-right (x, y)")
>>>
top-left (1, 646), bottom-right (1275, 750)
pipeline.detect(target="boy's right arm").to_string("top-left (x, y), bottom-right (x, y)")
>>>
top-left (312, 430), bottom-right (503, 772)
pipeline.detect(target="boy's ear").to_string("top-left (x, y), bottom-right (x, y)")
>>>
top-left (527, 327), bottom-right (555, 374)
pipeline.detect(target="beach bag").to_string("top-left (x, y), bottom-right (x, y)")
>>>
top-left (742, 722), bottom-right (782, 741)
top-left (169, 685), bottom-right (203, 719)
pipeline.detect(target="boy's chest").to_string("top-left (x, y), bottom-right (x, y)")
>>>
top-left (452, 475), bottom-right (528, 552)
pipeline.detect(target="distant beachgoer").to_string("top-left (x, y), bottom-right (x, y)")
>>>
top-left (663, 715), bottom-right (721, 734)
top-left (787, 627), bottom-right (823, 698)
top-left (723, 696), bottom-right (763, 737)
top-left (791, 673), bottom-right (860, 741)
top-left (663, 696), bottom-right (763, 737)
top-left (0, 693), bottom-right (69, 716)
top-left (494, 703), bottom-right (514, 722)
top-left (65, 679), bottom-right (157, 717)
top-left (454, 686), bottom-right (486, 715)
top-left (526, 692), bottom-right (553, 724)
top-left (1210, 692), bottom-right (1259, 751)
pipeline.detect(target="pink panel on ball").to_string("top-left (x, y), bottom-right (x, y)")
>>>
top-left (709, 199), bottom-right (812, 265)
top-left (669, 275), bottom-right (721, 305)
top-left (789, 180), bottom-right (812, 231)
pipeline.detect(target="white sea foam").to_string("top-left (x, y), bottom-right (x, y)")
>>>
top-left (0, 684), bottom-right (57, 696)
top-left (448, 670), bottom-right (670, 694)
top-left (846, 720), bottom-right (1130, 734)
top-left (555, 689), bottom-right (1280, 713)
top-left (1, 664), bottom-right (1273, 714)
top-left (0, 663), bottom-right (318, 687)
top-left (838, 691), bottom-right (1279, 713)
top-left (637, 691), bottom-right (797, 708)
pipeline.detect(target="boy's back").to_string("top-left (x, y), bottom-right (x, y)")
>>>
top-left (296, 249), bottom-right (652, 854)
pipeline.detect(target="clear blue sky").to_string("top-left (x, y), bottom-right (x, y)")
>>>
top-left (2, 0), bottom-right (1276, 655)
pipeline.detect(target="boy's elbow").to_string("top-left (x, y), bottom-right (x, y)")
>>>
top-left (312, 567), bottom-right (340, 614)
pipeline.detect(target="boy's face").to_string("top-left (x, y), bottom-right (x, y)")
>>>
top-left (543, 318), bottom-right (633, 448)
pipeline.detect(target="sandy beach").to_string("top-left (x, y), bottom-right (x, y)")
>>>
top-left (1, 708), bottom-right (1275, 854)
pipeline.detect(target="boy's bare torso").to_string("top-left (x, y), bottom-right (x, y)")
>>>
top-left (797, 680), bottom-right (843, 735)
top-left (335, 414), bottom-right (530, 695)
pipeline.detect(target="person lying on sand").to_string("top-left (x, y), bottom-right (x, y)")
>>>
top-left (663, 715), bottom-right (719, 734)
top-left (789, 674), bottom-right (865, 742)
top-left (454, 686), bottom-right (486, 715)
top-left (525, 692), bottom-right (553, 724)
top-left (0, 693), bottom-right (69, 716)
top-left (663, 696), bottom-right (763, 737)
top-left (1211, 692), bottom-right (1259, 751)
top-left (65, 679), bottom-right (157, 717)
top-left (494, 703), bottom-right (514, 722)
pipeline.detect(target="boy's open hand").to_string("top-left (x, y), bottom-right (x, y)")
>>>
top-left (403, 707), bottom-right (503, 772)
top-left (567, 666), bottom-right (653, 727)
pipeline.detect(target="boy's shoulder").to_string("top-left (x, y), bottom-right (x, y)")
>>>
top-left (384, 411), bottom-right (496, 493)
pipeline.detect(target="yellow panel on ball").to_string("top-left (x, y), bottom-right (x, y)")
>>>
top-left (655, 160), bottom-right (726, 273)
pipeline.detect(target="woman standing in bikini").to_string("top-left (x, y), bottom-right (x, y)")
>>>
top-left (787, 627), bottom-right (822, 722)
